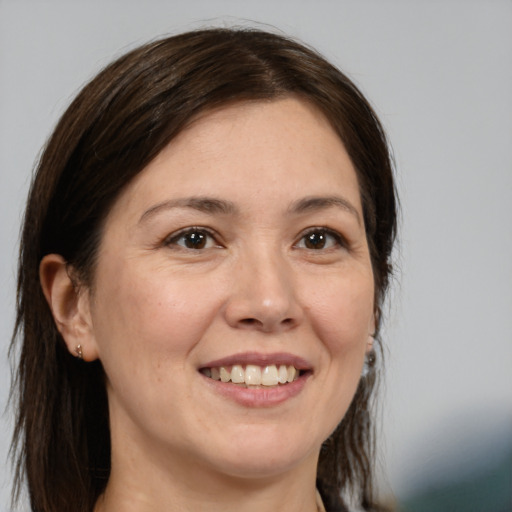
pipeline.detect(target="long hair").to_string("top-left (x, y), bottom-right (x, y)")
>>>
top-left (10, 28), bottom-right (397, 512)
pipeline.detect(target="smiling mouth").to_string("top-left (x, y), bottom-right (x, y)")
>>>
top-left (200, 364), bottom-right (306, 387)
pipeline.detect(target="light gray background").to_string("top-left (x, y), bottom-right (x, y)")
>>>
top-left (1, 1), bottom-right (511, 510)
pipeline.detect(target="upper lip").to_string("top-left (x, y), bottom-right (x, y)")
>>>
top-left (200, 352), bottom-right (312, 371)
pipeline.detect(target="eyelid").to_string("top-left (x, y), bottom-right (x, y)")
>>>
top-left (294, 227), bottom-right (348, 249)
top-left (164, 226), bottom-right (222, 249)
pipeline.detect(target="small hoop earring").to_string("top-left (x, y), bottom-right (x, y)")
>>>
top-left (74, 344), bottom-right (83, 359)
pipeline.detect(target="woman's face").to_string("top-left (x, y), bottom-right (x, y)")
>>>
top-left (84, 98), bottom-right (375, 481)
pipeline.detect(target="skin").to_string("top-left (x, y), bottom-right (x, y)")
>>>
top-left (41, 97), bottom-right (375, 512)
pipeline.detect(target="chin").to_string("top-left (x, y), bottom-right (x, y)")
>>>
top-left (215, 451), bottom-right (314, 481)
top-left (201, 425), bottom-right (320, 479)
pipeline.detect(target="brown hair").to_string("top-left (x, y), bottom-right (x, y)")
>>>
top-left (10, 28), bottom-right (397, 512)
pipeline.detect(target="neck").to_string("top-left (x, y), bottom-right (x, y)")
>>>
top-left (95, 463), bottom-right (320, 512)
top-left (95, 424), bottom-right (320, 512)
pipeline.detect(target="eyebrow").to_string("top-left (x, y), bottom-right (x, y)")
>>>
top-left (139, 196), bottom-right (238, 224)
top-left (288, 195), bottom-right (362, 225)
top-left (138, 194), bottom-right (361, 225)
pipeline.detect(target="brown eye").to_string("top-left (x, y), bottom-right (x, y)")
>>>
top-left (304, 232), bottom-right (327, 249)
top-left (167, 229), bottom-right (217, 250)
top-left (296, 229), bottom-right (343, 250)
top-left (182, 231), bottom-right (207, 249)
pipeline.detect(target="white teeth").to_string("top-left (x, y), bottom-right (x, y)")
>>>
top-left (230, 365), bottom-right (244, 384)
top-left (245, 365), bottom-right (262, 385)
top-left (220, 367), bottom-right (230, 383)
top-left (205, 364), bottom-right (302, 386)
top-left (287, 366), bottom-right (297, 383)
top-left (261, 364), bottom-right (279, 386)
top-left (278, 365), bottom-right (288, 384)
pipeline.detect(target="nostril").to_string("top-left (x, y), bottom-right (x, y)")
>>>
top-left (236, 316), bottom-right (296, 332)
top-left (240, 318), bottom-right (259, 326)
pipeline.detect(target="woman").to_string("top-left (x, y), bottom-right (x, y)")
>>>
top-left (10, 28), bottom-right (397, 512)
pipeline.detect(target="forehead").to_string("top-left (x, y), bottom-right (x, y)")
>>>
top-left (107, 97), bottom-right (362, 222)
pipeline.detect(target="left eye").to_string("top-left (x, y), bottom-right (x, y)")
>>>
top-left (166, 228), bottom-right (218, 250)
top-left (296, 229), bottom-right (343, 250)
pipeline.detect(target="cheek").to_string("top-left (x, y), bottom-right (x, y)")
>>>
top-left (305, 274), bottom-right (373, 434)
top-left (305, 271), bottom-right (374, 355)
top-left (90, 262), bottom-right (221, 370)
top-left (89, 264), bottom-right (223, 429)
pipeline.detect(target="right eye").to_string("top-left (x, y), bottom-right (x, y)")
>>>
top-left (294, 227), bottom-right (346, 251)
top-left (165, 228), bottom-right (219, 250)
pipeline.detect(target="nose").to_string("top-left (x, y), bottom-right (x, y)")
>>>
top-left (223, 251), bottom-right (303, 333)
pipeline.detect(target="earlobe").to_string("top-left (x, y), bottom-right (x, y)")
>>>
top-left (366, 334), bottom-right (375, 354)
top-left (39, 254), bottom-right (99, 361)
top-left (366, 314), bottom-right (376, 354)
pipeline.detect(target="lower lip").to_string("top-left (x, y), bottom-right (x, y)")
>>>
top-left (200, 373), bottom-right (310, 407)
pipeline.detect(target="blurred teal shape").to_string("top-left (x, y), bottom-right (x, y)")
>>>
top-left (398, 449), bottom-right (512, 512)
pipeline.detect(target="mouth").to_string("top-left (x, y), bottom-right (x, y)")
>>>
top-left (200, 364), bottom-right (307, 387)
top-left (199, 352), bottom-right (313, 389)
top-left (199, 353), bottom-right (312, 407)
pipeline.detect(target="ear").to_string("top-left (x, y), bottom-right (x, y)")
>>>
top-left (39, 254), bottom-right (99, 361)
top-left (366, 314), bottom-right (377, 354)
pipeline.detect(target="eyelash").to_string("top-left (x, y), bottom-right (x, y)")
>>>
top-left (164, 226), bottom-right (347, 252)
top-left (164, 227), bottom-right (220, 250)
top-left (294, 227), bottom-right (347, 251)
